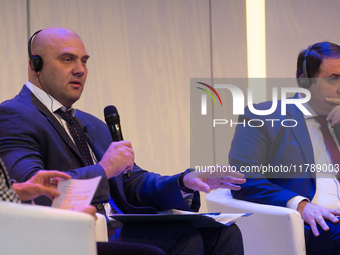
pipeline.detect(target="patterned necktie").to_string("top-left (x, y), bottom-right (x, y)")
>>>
top-left (314, 116), bottom-right (340, 171)
top-left (55, 109), bottom-right (93, 166)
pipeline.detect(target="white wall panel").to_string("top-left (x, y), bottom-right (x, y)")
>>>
top-left (0, 0), bottom-right (27, 102)
top-left (212, 0), bottom-right (247, 78)
top-left (266, 0), bottom-right (340, 78)
top-left (210, 0), bottom-right (248, 166)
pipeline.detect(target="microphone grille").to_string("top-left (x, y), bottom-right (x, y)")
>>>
top-left (104, 105), bottom-right (118, 118)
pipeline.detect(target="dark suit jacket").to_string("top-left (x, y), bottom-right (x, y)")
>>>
top-left (0, 85), bottom-right (199, 213)
top-left (229, 94), bottom-right (340, 207)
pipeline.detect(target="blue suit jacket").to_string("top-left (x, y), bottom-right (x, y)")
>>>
top-left (229, 94), bottom-right (340, 207)
top-left (0, 85), bottom-right (199, 213)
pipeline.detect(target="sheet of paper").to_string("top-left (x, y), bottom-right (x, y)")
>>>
top-left (52, 176), bottom-right (102, 210)
top-left (208, 213), bottom-right (252, 225)
top-left (160, 209), bottom-right (251, 226)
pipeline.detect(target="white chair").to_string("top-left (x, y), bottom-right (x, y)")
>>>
top-left (206, 189), bottom-right (306, 255)
top-left (95, 212), bottom-right (108, 242)
top-left (0, 201), bottom-right (108, 255)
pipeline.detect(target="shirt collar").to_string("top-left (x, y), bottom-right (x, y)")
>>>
top-left (25, 81), bottom-right (76, 116)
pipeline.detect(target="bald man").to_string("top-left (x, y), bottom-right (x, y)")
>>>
top-left (0, 27), bottom-right (244, 255)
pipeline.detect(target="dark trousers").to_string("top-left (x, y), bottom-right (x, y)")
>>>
top-left (118, 222), bottom-right (244, 255)
top-left (305, 219), bottom-right (340, 255)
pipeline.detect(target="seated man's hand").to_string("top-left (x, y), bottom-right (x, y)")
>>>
top-left (297, 200), bottom-right (340, 236)
top-left (99, 141), bottom-right (135, 179)
top-left (12, 170), bottom-right (71, 201)
top-left (326, 97), bottom-right (340, 126)
top-left (182, 167), bottom-right (246, 193)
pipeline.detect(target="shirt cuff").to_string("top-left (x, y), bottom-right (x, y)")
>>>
top-left (181, 190), bottom-right (194, 207)
top-left (286, 195), bottom-right (310, 210)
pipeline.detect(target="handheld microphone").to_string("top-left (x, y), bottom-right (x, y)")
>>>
top-left (104, 105), bottom-right (130, 176)
top-left (104, 105), bottom-right (123, 141)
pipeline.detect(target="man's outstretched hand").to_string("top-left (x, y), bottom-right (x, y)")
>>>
top-left (182, 167), bottom-right (246, 193)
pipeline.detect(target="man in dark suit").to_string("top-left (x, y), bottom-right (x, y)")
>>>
top-left (230, 41), bottom-right (340, 255)
top-left (0, 27), bottom-right (245, 254)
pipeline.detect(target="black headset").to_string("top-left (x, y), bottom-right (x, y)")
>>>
top-left (299, 43), bottom-right (317, 88)
top-left (28, 30), bottom-right (43, 72)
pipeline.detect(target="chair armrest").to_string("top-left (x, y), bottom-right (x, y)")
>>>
top-left (206, 189), bottom-right (306, 255)
top-left (0, 201), bottom-right (97, 255)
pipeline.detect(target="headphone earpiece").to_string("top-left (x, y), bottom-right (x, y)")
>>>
top-left (28, 30), bottom-right (43, 72)
top-left (299, 43), bottom-right (317, 88)
top-left (30, 54), bottom-right (43, 72)
top-left (299, 71), bottom-right (309, 88)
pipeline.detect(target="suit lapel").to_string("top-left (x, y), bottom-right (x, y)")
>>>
top-left (18, 86), bottom-right (85, 165)
top-left (287, 106), bottom-right (314, 163)
top-left (286, 95), bottom-right (315, 178)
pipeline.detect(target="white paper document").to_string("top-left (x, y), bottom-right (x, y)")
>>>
top-left (165, 209), bottom-right (251, 226)
top-left (52, 176), bottom-right (102, 210)
top-left (207, 213), bottom-right (251, 225)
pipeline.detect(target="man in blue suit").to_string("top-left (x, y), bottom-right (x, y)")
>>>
top-left (230, 41), bottom-right (340, 255)
top-left (0, 27), bottom-right (245, 255)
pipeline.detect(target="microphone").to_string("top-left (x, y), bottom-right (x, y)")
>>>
top-left (104, 105), bottom-right (130, 176)
top-left (83, 126), bottom-right (88, 133)
top-left (104, 105), bottom-right (123, 141)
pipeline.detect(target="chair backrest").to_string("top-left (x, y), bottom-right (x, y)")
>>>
top-left (0, 201), bottom-right (97, 255)
top-left (95, 212), bottom-right (108, 242)
top-left (206, 189), bottom-right (306, 255)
